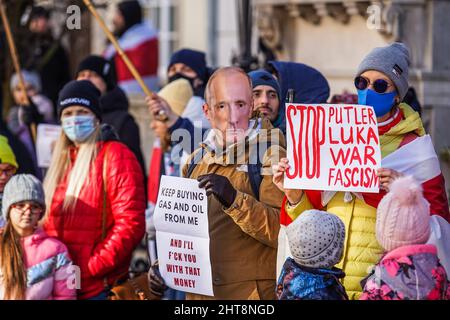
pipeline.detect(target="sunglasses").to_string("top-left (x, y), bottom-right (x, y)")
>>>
top-left (354, 76), bottom-right (394, 94)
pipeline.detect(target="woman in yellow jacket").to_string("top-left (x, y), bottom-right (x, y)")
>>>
top-left (273, 42), bottom-right (450, 299)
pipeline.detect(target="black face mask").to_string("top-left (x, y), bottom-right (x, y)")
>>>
top-left (168, 73), bottom-right (196, 87)
top-left (168, 73), bottom-right (206, 97)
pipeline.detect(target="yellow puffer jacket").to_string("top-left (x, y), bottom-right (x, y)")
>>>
top-left (286, 104), bottom-right (426, 299)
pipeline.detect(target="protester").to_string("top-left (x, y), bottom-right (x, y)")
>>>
top-left (277, 210), bottom-right (348, 300)
top-left (149, 78), bottom-right (194, 179)
top-left (104, 0), bottom-right (159, 94)
top-left (360, 175), bottom-right (450, 300)
top-left (148, 67), bottom-right (286, 300)
top-left (0, 136), bottom-right (19, 227)
top-left (145, 48), bottom-right (212, 156)
top-left (21, 6), bottom-right (71, 109)
top-left (0, 174), bottom-right (76, 300)
top-left (248, 70), bottom-right (283, 130)
top-left (266, 61), bottom-right (330, 134)
top-left (10, 71), bottom-right (54, 123)
top-left (273, 42), bottom-right (450, 299)
top-left (42, 80), bottom-right (145, 300)
top-left (7, 70), bottom-right (55, 177)
top-left (76, 55), bottom-right (146, 177)
top-left (167, 48), bottom-right (210, 100)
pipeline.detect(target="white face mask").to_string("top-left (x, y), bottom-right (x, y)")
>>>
top-left (62, 115), bottom-right (96, 142)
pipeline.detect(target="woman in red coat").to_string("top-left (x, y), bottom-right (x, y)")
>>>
top-left (42, 80), bottom-right (145, 300)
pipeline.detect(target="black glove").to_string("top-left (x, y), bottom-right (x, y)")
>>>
top-left (147, 261), bottom-right (167, 297)
top-left (20, 98), bottom-right (43, 126)
top-left (197, 174), bottom-right (237, 208)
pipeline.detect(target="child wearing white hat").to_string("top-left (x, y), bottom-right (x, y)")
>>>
top-left (277, 209), bottom-right (348, 300)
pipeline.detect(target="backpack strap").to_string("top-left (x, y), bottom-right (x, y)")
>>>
top-left (185, 149), bottom-right (204, 178)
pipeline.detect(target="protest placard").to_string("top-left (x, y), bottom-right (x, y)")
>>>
top-left (284, 104), bottom-right (381, 193)
top-left (154, 175), bottom-right (213, 296)
top-left (36, 124), bottom-right (61, 168)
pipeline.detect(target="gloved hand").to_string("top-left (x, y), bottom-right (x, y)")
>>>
top-left (147, 261), bottom-right (167, 297)
top-left (19, 98), bottom-right (43, 126)
top-left (197, 174), bottom-right (237, 208)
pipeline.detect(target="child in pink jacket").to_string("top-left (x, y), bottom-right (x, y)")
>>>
top-left (360, 175), bottom-right (450, 300)
top-left (0, 174), bottom-right (76, 300)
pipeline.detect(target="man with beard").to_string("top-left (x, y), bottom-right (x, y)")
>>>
top-left (104, 0), bottom-right (159, 94)
top-left (248, 70), bottom-right (282, 132)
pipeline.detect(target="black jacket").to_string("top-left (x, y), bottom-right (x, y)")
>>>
top-left (100, 86), bottom-right (146, 177)
top-left (21, 32), bottom-right (71, 110)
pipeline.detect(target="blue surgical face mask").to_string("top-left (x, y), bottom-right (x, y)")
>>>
top-left (62, 115), bottom-right (96, 143)
top-left (357, 89), bottom-right (397, 118)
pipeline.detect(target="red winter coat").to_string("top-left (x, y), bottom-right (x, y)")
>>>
top-left (43, 141), bottom-right (145, 299)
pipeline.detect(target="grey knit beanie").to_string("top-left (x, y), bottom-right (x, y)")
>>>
top-left (2, 174), bottom-right (45, 221)
top-left (356, 42), bottom-right (410, 100)
top-left (286, 210), bottom-right (345, 269)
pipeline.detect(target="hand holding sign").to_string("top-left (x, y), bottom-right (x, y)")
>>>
top-left (272, 158), bottom-right (303, 205)
top-left (377, 168), bottom-right (404, 192)
top-left (284, 104), bottom-right (382, 193)
top-left (197, 174), bottom-right (237, 208)
top-left (147, 261), bottom-right (168, 297)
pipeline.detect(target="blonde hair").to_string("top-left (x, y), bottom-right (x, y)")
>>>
top-left (43, 126), bottom-right (101, 217)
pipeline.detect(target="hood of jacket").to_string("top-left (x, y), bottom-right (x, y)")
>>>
top-left (100, 86), bottom-right (129, 114)
top-left (268, 61), bottom-right (330, 134)
top-left (99, 123), bottom-right (120, 142)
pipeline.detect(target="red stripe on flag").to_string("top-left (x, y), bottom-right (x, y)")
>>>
top-left (147, 143), bottom-right (163, 204)
top-left (422, 174), bottom-right (450, 222)
top-left (115, 38), bottom-right (159, 83)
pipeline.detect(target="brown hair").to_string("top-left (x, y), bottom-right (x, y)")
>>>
top-left (0, 221), bottom-right (27, 299)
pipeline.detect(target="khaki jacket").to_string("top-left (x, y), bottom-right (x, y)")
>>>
top-left (183, 119), bottom-right (286, 300)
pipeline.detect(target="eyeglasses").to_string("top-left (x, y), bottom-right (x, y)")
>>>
top-left (11, 203), bottom-right (44, 215)
top-left (354, 76), bottom-right (394, 94)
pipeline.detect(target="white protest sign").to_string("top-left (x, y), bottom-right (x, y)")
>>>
top-left (36, 124), bottom-right (61, 168)
top-left (284, 104), bottom-right (381, 193)
top-left (154, 175), bottom-right (213, 296)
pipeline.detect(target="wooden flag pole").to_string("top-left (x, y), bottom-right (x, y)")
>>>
top-left (82, 0), bottom-right (153, 96)
top-left (82, 0), bottom-right (168, 121)
top-left (0, 0), bottom-right (37, 141)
